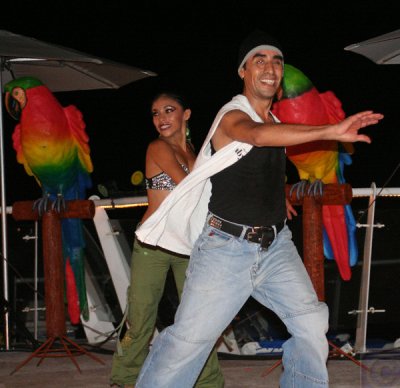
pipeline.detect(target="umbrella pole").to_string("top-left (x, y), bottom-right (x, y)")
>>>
top-left (0, 60), bottom-right (10, 350)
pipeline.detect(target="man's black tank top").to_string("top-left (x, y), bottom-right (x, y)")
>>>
top-left (209, 145), bottom-right (286, 226)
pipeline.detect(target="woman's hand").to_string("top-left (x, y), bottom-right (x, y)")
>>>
top-left (286, 198), bottom-right (298, 220)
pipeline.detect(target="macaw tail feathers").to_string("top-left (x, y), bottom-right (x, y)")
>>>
top-left (322, 143), bottom-right (358, 279)
top-left (322, 201), bottom-right (359, 280)
top-left (322, 205), bottom-right (351, 280)
top-left (65, 259), bottom-right (80, 324)
top-left (323, 228), bottom-right (333, 261)
top-left (337, 146), bottom-right (358, 266)
top-left (62, 218), bottom-right (89, 324)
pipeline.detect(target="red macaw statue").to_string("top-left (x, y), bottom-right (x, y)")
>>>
top-left (5, 76), bottom-right (93, 323)
top-left (272, 64), bottom-right (358, 281)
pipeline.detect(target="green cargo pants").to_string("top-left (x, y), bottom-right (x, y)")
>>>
top-left (111, 238), bottom-right (224, 387)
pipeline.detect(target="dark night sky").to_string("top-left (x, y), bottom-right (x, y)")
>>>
top-left (1, 1), bottom-right (400, 203)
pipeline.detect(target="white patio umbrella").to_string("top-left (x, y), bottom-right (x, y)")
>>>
top-left (0, 30), bottom-right (156, 349)
top-left (344, 29), bottom-right (400, 64)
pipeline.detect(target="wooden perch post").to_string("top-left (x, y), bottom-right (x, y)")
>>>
top-left (285, 183), bottom-right (353, 301)
top-left (12, 200), bottom-right (95, 337)
top-left (10, 200), bottom-right (103, 374)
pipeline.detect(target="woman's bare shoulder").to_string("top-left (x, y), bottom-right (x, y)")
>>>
top-left (147, 138), bottom-right (174, 156)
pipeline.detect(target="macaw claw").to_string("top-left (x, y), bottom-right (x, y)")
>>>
top-left (290, 179), bottom-right (324, 199)
top-left (32, 193), bottom-right (67, 216)
top-left (289, 179), bottom-right (308, 199)
top-left (307, 179), bottom-right (324, 197)
top-left (33, 193), bottom-right (51, 216)
top-left (51, 193), bottom-right (67, 213)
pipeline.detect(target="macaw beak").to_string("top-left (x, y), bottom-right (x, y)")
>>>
top-left (5, 87), bottom-right (26, 121)
top-left (5, 91), bottom-right (21, 121)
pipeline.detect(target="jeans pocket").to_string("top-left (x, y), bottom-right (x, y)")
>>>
top-left (198, 227), bottom-right (235, 251)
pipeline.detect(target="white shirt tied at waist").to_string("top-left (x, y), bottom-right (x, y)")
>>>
top-left (135, 94), bottom-right (281, 255)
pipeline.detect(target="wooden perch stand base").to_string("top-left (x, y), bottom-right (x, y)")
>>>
top-left (10, 200), bottom-right (104, 374)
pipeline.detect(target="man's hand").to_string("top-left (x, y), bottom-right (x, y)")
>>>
top-left (331, 111), bottom-right (384, 143)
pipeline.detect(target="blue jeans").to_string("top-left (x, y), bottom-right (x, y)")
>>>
top-left (136, 215), bottom-right (329, 387)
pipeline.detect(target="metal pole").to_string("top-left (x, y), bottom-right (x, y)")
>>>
top-left (0, 60), bottom-right (10, 350)
top-left (354, 183), bottom-right (376, 353)
top-left (34, 221), bottom-right (38, 340)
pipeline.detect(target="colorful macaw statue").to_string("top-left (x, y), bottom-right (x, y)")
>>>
top-left (5, 77), bottom-right (93, 323)
top-left (272, 64), bottom-right (357, 281)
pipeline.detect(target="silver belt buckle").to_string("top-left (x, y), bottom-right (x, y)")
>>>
top-left (209, 216), bottom-right (222, 229)
top-left (248, 226), bottom-right (276, 250)
top-left (246, 226), bottom-right (262, 243)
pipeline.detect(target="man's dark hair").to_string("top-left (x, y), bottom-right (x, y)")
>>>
top-left (237, 30), bottom-right (284, 72)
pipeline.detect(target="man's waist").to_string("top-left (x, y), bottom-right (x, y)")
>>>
top-left (207, 213), bottom-right (285, 250)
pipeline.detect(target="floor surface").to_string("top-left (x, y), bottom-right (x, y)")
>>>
top-left (1, 343), bottom-right (399, 387)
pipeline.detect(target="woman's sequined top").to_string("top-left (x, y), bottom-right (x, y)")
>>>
top-left (145, 164), bottom-right (189, 191)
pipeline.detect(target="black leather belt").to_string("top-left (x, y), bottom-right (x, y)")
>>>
top-left (208, 215), bottom-right (284, 250)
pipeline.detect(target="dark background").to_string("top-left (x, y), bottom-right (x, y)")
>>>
top-left (1, 2), bottom-right (399, 345)
top-left (1, 1), bottom-right (399, 201)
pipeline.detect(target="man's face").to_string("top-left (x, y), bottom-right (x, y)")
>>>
top-left (239, 49), bottom-right (284, 100)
